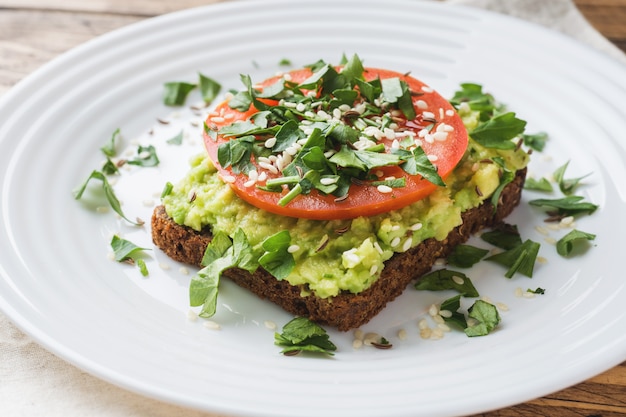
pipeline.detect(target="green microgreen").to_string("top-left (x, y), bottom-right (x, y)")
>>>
top-left (128, 145), bottom-right (160, 167)
top-left (528, 196), bottom-right (598, 217)
top-left (464, 300), bottom-right (501, 337)
top-left (163, 81), bottom-right (197, 106)
top-left (553, 160), bottom-right (590, 195)
top-left (166, 130), bottom-right (184, 145)
top-left (198, 73), bottom-right (222, 104)
top-left (446, 244), bottom-right (489, 268)
top-left (524, 177), bottom-right (553, 192)
top-left (100, 128), bottom-right (121, 157)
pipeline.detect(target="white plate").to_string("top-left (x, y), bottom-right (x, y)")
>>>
top-left (1, 1), bottom-right (626, 416)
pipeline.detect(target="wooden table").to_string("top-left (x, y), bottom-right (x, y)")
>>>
top-left (1, 1), bottom-right (625, 416)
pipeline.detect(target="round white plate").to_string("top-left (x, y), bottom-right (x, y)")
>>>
top-left (1, 1), bottom-right (626, 416)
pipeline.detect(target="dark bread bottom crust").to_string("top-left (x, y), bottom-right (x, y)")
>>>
top-left (152, 169), bottom-right (526, 331)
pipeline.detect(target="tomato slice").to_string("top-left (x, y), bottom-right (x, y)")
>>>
top-left (203, 67), bottom-right (468, 220)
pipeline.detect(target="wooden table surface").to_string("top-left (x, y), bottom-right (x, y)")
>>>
top-left (1, 1), bottom-right (625, 416)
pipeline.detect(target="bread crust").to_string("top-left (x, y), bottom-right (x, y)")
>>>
top-left (152, 169), bottom-right (526, 331)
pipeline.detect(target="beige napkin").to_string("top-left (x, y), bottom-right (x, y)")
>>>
top-left (1, 1), bottom-right (624, 416)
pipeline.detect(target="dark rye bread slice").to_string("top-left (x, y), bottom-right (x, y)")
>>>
top-left (152, 169), bottom-right (526, 331)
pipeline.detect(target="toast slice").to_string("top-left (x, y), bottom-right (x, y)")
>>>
top-left (151, 169), bottom-right (525, 331)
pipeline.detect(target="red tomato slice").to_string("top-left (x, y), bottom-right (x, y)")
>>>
top-left (203, 67), bottom-right (468, 220)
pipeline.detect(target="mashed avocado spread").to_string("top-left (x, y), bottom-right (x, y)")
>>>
top-left (163, 104), bottom-right (529, 299)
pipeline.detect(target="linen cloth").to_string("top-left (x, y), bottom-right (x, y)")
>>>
top-left (2, 1), bottom-right (625, 416)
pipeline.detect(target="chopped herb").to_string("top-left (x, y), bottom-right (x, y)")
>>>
top-left (485, 239), bottom-right (541, 278)
top-left (163, 81), bottom-right (197, 106)
top-left (556, 229), bottom-right (596, 257)
top-left (524, 177), bottom-right (553, 192)
top-left (274, 317), bottom-right (337, 356)
top-left (553, 160), bottom-right (590, 195)
top-left (278, 58), bottom-right (292, 66)
top-left (393, 146), bottom-right (445, 186)
top-left (447, 244), bottom-right (489, 268)
top-left (415, 269), bottom-right (479, 297)
top-left (527, 287), bottom-right (545, 295)
top-left (440, 295), bottom-right (468, 329)
top-left (470, 112), bottom-right (527, 150)
top-left (73, 170), bottom-right (141, 225)
top-left (198, 73), bottom-right (221, 104)
top-left (258, 230), bottom-right (295, 279)
top-left (160, 181), bottom-right (173, 198)
top-left (128, 145), bottom-right (160, 167)
top-left (529, 196), bottom-right (598, 217)
top-left (110, 235), bottom-right (151, 276)
top-left (480, 224), bottom-right (523, 250)
top-left (166, 130), bottom-right (184, 145)
top-left (464, 300), bottom-right (500, 337)
top-left (190, 229), bottom-right (258, 318)
top-left (100, 128), bottom-right (121, 157)
top-left (522, 131), bottom-right (548, 152)
top-left (101, 157), bottom-right (119, 175)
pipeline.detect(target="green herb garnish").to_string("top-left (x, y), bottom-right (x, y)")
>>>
top-left (128, 145), bottom-right (160, 167)
top-left (556, 229), bottom-right (596, 257)
top-left (199, 73), bottom-right (221, 104)
top-left (166, 130), bottom-right (184, 145)
top-left (73, 170), bottom-right (142, 225)
top-left (110, 235), bottom-right (151, 276)
top-left (274, 317), bottom-right (337, 356)
top-left (464, 300), bottom-right (501, 337)
top-left (258, 230), bottom-right (296, 279)
top-left (446, 244), bottom-right (489, 268)
top-left (163, 81), bottom-right (197, 106)
top-left (414, 269), bottom-right (479, 297)
top-left (529, 196), bottom-right (598, 217)
top-left (100, 128), bottom-right (121, 157)
top-left (553, 160), bottom-right (590, 195)
top-left (470, 112), bottom-right (526, 150)
top-left (485, 239), bottom-right (541, 278)
top-left (524, 177), bottom-right (553, 192)
top-left (480, 224), bottom-right (522, 250)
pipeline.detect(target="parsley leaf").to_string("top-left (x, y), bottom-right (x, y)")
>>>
top-left (524, 177), bottom-right (553, 192)
top-left (464, 300), bottom-right (501, 337)
top-left (447, 245), bottom-right (489, 268)
top-left (73, 170), bottom-right (142, 225)
top-left (470, 112), bottom-right (526, 149)
top-left (556, 229), bottom-right (596, 257)
top-left (522, 131), bottom-right (548, 152)
top-left (100, 128), bottom-right (121, 157)
top-left (128, 145), bottom-right (160, 167)
top-left (485, 239), bottom-right (541, 278)
top-left (553, 160), bottom-right (590, 195)
top-left (163, 81), bottom-right (197, 106)
top-left (190, 229), bottom-right (258, 318)
top-left (529, 196), bottom-right (598, 217)
top-left (110, 235), bottom-right (150, 276)
top-left (414, 269), bottom-right (479, 297)
top-left (258, 230), bottom-right (295, 279)
top-left (440, 295), bottom-right (468, 330)
top-left (166, 130), bottom-right (184, 145)
top-left (480, 224), bottom-right (522, 250)
top-left (274, 317), bottom-right (337, 356)
top-left (393, 147), bottom-right (445, 186)
top-left (198, 73), bottom-right (221, 104)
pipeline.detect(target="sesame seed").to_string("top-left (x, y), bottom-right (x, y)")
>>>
top-left (418, 319), bottom-right (430, 330)
top-left (96, 206), bottom-right (110, 213)
top-left (390, 237), bottom-right (401, 247)
top-left (433, 132), bottom-right (448, 141)
top-left (352, 339), bottom-right (363, 349)
top-left (264, 320), bottom-right (277, 330)
top-left (420, 328), bottom-right (432, 339)
top-left (320, 177), bottom-right (338, 185)
top-left (159, 262), bottom-right (170, 270)
top-left (439, 309), bottom-right (452, 318)
top-left (445, 109), bottom-right (455, 116)
top-left (535, 225), bottom-right (550, 235)
top-left (287, 244), bottom-right (300, 253)
top-left (427, 154), bottom-right (438, 162)
top-left (409, 222), bottom-right (423, 231)
top-left (423, 111), bottom-right (435, 119)
top-left (452, 275), bottom-right (465, 285)
top-left (421, 86), bottom-right (434, 93)
top-left (203, 321), bottom-right (221, 330)
top-left (545, 237), bottom-right (557, 245)
top-left (496, 302), bottom-right (509, 311)
top-left (295, 102), bottom-right (306, 112)
top-left (373, 241), bottom-right (384, 255)
top-left (522, 292), bottom-right (536, 299)
top-left (363, 332), bottom-right (380, 346)
top-left (222, 174), bottom-right (236, 183)
top-left (438, 323), bottom-right (451, 332)
top-left (428, 304), bottom-right (439, 317)
top-left (515, 287), bottom-right (524, 297)
top-left (415, 99), bottom-right (428, 109)
top-left (210, 116), bottom-right (225, 123)
top-left (402, 237), bottom-right (413, 252)
top-left (398, 329), bottom-right (408, 340)
top-left (179, 267), bottom-right (189, 275)
top-left (243, 179), bottom-right (256, 188)
top-left (537, 256), bottom-right (548, 264)
top-left (369, 264), bottom-right (378, 276)
top-left (377, 184), bottom-right (393, 194)
top-left (264, 137), bottom-right (277, 148)
top-left (354, 329), bottom-right (364, 340)
top-left (187, 310), bottom-right (198, 321)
